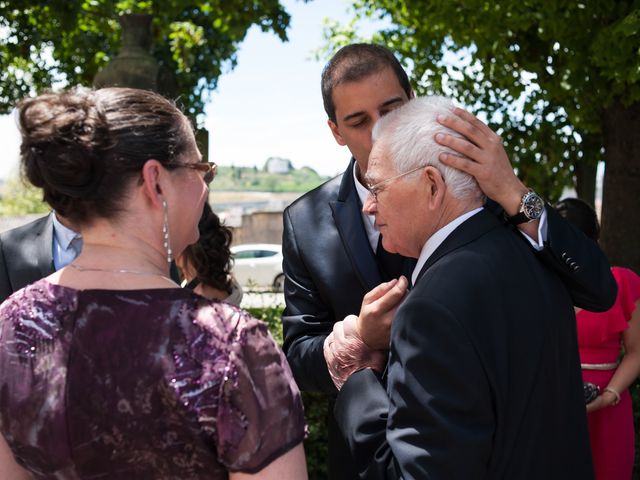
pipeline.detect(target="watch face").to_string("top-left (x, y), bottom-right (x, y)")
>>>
top-left (523, 192), bottom-right (544, 220)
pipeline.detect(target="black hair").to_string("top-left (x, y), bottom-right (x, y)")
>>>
top-left (180, 203), bottom-right (233, 293)
top-left (19, 87), bottom-right (192, 224)
top-left (555, 197), bottom-right (600, 241)
top-left (321, 43), bottom-right (412, 123)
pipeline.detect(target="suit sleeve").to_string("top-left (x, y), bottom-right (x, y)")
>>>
top-left (0, 236), bottom-right (13, 304)
top-left (336, 298), bottom-right (494, 479)
top-left (485, 200), bottom-right (616, 312)
top-left (535, 205), bottom-right (616, 311)
top-left (281, 207), bottom-right (337, 393)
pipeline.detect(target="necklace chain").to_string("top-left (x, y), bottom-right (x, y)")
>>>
top-left (69, 263), bottom-right (176, 284)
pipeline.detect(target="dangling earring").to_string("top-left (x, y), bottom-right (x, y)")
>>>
top-left (162, 198), bottom-right (173, 265)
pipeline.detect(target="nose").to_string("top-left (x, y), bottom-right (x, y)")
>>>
top-left (363, 193), bottom-right (376, 215)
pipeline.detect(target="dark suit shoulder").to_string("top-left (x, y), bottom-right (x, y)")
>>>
top-left (0, 214), bottom-right (54, 302)
top-left (0, 214), bottom-right (51, 246)
top-left (411, 221), bottom-right (567, 323)
top-left (285, 174), bottom-right (343, 218)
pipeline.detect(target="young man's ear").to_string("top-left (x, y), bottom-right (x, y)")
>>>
top-left (328, 119), bottom-right (347, 146)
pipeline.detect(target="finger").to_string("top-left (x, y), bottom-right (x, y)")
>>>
top-left (363, 278), bottom-right (399, 305)
top-left (438, 151), bottom-right (480, 177)
top-left (371, 275), bottom-right (409, 312)
top-left (332, 319), bottom-right (346, 344)
top-left (450, 107), bottom-right (493, 138)
top-left (323, 332), bottom-right (335, 359)
top-left (586, 397), bottom-right (603, 413)
top-left (435, 132), bottom-right (483, 164)
top-left (437, 109), bottom-right (493, 148)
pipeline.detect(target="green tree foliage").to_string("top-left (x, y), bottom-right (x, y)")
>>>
top-left (246, 306), bottom-right (329, 479)
top-left (0, 178), bottom-right (48, 216)
top-left (214, 165), bottom-right (329, 192)
top-left (0, 0), bottom-right (292, 119)
top-left (322, 0), bottom-right (640, 271)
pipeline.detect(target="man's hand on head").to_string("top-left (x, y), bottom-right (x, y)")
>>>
top-left (434, 107), bottom-right (529, 214)
top-left (357, 276), bottom-right (409, 350)
top-left (434, 107), bottom-right (542, 239)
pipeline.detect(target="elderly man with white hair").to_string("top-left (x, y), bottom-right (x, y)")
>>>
top-left (333, 96), bottom-right (594, 479)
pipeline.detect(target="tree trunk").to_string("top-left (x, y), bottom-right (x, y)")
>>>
top-left (600, 100), bottom-right (640, 273)
top-left (574, 161), bottom-right (597, 207)
top-left (573, 131), bottom-right (600, 207)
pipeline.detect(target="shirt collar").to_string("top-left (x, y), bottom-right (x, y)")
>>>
top-left (353, 161), bottom-right (372, 207)
top-left (353, 161), bottom-right (379, 251)
top-left (51, 212), bottom-right (80, 250)
top-left (411, 207), bottom-right (484, 286)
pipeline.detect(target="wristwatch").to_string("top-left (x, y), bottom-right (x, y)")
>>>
top-left (506, 190), bottom-right (545, 225)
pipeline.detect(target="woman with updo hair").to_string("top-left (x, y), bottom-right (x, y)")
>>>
top-left (0, 87), bottom-right (307, 479)
top-left (555, 197), bottom-right (640, 480)
top-left (177, 202), bottom-right (243, 306)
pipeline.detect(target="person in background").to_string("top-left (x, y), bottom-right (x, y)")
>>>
top-left (0, 211), bottom-right (81, 303)
top-left (177, 202), bottom-right (243, 306)
top-left (555, 197), bottom-right (640, 480)
top-left (0, 87), bottom-right (307, 479)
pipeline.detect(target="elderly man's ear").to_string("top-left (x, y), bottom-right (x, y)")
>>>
top-left (423, 166), bottom-right (446, 204)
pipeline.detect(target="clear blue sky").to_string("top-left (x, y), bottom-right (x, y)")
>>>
top-left (0, 0), bottom-right (381, 180)
top-left (206, 0), bottom-right (356, 177)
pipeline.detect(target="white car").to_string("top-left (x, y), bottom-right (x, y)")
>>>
top-left (230, 243), bottom-right (284, 291)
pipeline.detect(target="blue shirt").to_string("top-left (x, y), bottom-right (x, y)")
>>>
top-left (51, 213), bottom-right (82, 270)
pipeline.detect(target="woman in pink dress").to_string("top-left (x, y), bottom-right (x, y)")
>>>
top-left (556, 198), bottom-right (640, 480)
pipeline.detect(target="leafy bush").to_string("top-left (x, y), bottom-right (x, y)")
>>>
top-left (214, 165), bottom-right (329, 193)
top-left (0, 179), bottom-right (48, 216)
top-left (247, 306), bottom-right (329, 479)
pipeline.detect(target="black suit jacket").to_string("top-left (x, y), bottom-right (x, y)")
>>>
top-left (0, 213), bottom-right (55, 303)
top-left (283, 160), bottom-right (413, 393)
top-left (283, 160), bottom-right (412, 479)
top-left (335, 210), bottom-right (594, 479)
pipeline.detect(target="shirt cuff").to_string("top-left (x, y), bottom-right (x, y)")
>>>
top-left (518, 208), bottom-right (548, 251)
top-left (324, 316), bottom-right (386, 390)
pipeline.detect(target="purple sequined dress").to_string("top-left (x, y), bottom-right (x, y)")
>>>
top-left (0, 279), bottom-right (306, 479)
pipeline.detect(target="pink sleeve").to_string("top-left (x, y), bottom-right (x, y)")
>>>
top-left (612, 266), bottom-right (640, 322)
top-left (216, 317), bottom-right (306, 473)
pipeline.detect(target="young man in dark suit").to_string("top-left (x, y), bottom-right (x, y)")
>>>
top-left (0, 212), bottom-right (81, 303)
top-left (282, 44), bottom-right (615, 479)
top-left (334, 96), bottom-right (593, 479)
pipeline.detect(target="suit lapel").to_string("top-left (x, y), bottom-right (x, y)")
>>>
top-left (414, 209), bottom-right (502, 285)
top-left (36, 212), bottom-right (55, 277)
top-left (329, 159), bottom-right (382, 291)
top-left (5, 213), bottom-right (55, 291)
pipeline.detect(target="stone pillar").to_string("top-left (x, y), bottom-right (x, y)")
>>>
top-left (93, 14), bottom-right (208, 160)
top-left (94, 15), bottom-right (172, 96)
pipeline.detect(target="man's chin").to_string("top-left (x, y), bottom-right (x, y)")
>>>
top-left (381, 238), bottom-right (398, 254)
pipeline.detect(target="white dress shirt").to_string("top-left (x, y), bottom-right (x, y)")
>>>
top-left (411, 207), bottom-right (483, 286)
top-left (353, 163), bottom-right (380, 252)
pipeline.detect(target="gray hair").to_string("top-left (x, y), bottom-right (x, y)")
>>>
top-left (371, 96), bottom-right (484, 201)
